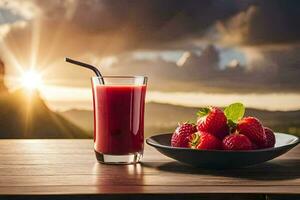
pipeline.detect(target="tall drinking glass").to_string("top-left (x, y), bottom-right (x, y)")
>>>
top-left (91, 76), bottom-right (147, 164)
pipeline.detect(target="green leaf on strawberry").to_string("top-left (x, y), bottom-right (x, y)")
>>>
top-left (196, 107), bottom-right (210, 117)
top-left (224, 102), bottom-right (245, 123)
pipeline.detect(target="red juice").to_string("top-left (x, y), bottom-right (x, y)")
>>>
top-left (92, 84), bottom-right (146, 155)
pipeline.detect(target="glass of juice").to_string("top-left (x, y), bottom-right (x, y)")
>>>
top-left (91, 76), bottom-right (147, 164)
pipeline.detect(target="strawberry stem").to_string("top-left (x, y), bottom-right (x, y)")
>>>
top-left (196, 107), bottom-right (210, 117)
top-left (227, 119), bottom-right (237, 133)
top-left (189, 133), bottom-right (200, 148)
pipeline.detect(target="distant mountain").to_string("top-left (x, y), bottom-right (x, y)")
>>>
top-left (60, 102), bottom-right (300, 137)
top-left (0, 89), bottom-right (88, 139)
top-left (60, 109), bottom-right (93, 132)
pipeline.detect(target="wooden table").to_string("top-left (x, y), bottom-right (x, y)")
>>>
top-left (0, 140), bottom-right (299, 200)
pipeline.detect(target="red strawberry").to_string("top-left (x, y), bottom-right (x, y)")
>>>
top-left (222, 133), bottom-right (252, 150)
top-left (251, 142), bottom-right (259, 150)
top-left (237, 117), bottom-right (266, 147)
top-left (171, 122), bottom-right (197, 147)
top-left (263, 127), bottom-right (276, 148)
top-left (196, 107), bottom-right (229, 139)
top-left (189, 131), bottom-right (222, 150)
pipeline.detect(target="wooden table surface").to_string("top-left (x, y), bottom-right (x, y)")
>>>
top-left (0, 139), bottom-right (299, 200)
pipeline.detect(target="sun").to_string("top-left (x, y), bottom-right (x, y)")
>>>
top-left (21, 70), bottom-right (43, 90)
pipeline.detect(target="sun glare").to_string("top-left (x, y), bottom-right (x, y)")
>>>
top-left (21, 70), bottom-right (43, 90)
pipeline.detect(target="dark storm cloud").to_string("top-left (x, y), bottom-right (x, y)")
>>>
top-left (0, 0), bottom-right (247, 56)
top-left (34, 0), bottom-right (245, 51)
top-left (0, 0), bottom-right (246, 82)
top-left (106, 44), bottom-right (300, 92)
top-left (0, 0), bottom-right (299, 92)
top-left (217, 1), bottom-right (300, 46)
top-left (2, 0), bottom-right (300, 58)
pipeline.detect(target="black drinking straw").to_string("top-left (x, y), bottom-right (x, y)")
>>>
top-left (65, 57), bottom-right (105, 84)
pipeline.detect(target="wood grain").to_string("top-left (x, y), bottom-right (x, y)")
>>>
top-left (0, 139), bottom-right (299, 199)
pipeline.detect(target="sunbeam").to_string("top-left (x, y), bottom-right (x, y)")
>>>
top-left (0, 43), bottom-right (25, 74)
top-left (21, 70), bottom-right (43, 91)
top-left (29, 18), bottom-right (41, 70)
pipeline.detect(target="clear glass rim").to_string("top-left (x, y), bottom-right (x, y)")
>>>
top-left (92, 75), bottom-right (147, 79)
top-left (91, 76), bottom-right (147, 85)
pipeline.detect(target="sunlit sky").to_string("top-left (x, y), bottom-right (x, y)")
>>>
top-left (0, 1), bottom-right (299, 112)
top-left (34, 85), bottom-right (300, 112)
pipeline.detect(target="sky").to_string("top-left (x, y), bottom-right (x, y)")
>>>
top-left (0, 0), bottom-right (299, 111)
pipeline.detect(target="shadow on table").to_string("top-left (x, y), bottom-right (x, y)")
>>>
top-left (142, 159), bottom-right (300, 181)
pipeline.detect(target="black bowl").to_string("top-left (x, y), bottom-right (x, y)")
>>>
top-left (146, 133), bottom-right (299, 168)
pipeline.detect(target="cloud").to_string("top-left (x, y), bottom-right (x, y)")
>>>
top-left (216, 2), bottom-right (300, 47)
top-left (0, 0), bottom-right (244, 58)
top-left (0, 0), bottom-right (299, 93)
top-left (176, 44), bottom-right (220, 79)
top-left (1, 0), bottom-right (300, 57)
top-left (0, 0), bottom-right (37, 19)
top-left (103, 44), bottom-right (300, 92)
